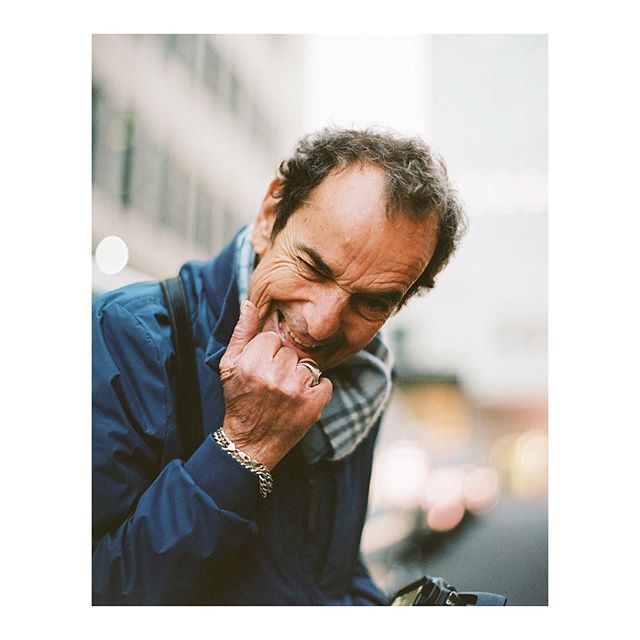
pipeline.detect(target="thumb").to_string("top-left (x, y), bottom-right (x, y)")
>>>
top-left (225, 299), bottom-right (260, 360)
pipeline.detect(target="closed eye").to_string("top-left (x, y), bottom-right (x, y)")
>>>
top-left (352, 294), bottom-right (394, 320)
top-left (299, 257), bottom-right (330, 280)
top-left (363, 297), bottom-right (389, 312)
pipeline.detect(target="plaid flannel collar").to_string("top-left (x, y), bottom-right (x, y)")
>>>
top-left (235, 226), bottom-right (394, 463)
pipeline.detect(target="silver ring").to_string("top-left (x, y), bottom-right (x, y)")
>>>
top-left (297, 358), bottom-right (322, 387)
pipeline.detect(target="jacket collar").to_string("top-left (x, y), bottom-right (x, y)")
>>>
top-left (202, 231), bottom-right (243, 373)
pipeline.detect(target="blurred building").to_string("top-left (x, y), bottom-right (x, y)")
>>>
top-left (387, 35), bottom-right (547, 408)
top-left (352, 36), bottom-right (548, 601)
top-left (92, 34), bottom-right (304, 292)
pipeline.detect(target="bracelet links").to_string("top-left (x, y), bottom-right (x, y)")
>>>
top-left (213, 428), bottom-right (273, 498)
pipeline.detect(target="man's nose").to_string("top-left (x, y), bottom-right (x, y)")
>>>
top-left (305, 288), bottom-right (349, 342)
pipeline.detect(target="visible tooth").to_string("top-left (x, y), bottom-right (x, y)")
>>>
top-left (287, 326), bottom-right (314, 349)
top-left (279, 315), bottom-right (316, 349)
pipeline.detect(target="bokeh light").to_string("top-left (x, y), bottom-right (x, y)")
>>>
top-left (489, 429), bottom-right (548, 498)
top-left (423, 466), bottom-right (465, 510)
top-left (95, 235), bottom-right (129, 275)
top-left (464, 466), bottom-right (501, 515)
top-left (426, 500), bottom-right (465, 532)
top-left (373, 439), bottom-right (429, 509)
top-left (515, 429), bottom-right (548, 474)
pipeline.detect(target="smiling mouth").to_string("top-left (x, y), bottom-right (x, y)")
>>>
top-left (276, 310), bottom-right (319, 351)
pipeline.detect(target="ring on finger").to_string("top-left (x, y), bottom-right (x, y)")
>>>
top-left (297, 358), bottom-right (322, 387)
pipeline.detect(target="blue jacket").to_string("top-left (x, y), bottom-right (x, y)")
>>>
top-left (92, 234), bottom-right (388, 605)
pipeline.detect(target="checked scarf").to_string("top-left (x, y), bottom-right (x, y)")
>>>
top-left (235, 226), bottom-right (394, 464)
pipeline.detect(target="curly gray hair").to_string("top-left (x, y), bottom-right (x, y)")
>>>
top-left (272, 127), bottom-right (467, 304)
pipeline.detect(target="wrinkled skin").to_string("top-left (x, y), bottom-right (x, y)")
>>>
top-left (219, 300), bottom-right (333, 470)
top-left (219, 164), bottom-right (439, 469)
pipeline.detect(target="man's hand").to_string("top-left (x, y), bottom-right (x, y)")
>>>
top-left (219, 300), bottom-right (333, 470)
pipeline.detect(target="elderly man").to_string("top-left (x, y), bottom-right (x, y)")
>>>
top-left (92, 128), bottom-right (466, 605)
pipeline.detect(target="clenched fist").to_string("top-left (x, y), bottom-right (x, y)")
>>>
top-left (219, 300), bottom-right (333, 470)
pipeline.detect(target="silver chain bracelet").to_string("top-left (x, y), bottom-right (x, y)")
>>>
top-left (212, 428), bottom-right (273, 498)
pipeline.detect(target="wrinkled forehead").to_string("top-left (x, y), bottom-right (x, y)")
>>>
top-left (300, 163), bottom-right (431, 227)
top-left (273, 162), bottom-right (439, 281)
top-left (292, 203), bottom-right (438, 292)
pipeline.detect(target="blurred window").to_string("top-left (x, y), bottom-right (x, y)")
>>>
top-left (129, 122), bottom-right (163, 221)
top-left (92, 84), bottom-right (102, 184)
top-left (194, 183), bottom-right (214, 252)
top-left (164, 34), bottom-right (198, 75)
top-left (159, 152), bottom-right (189, 236)
top-left (120, 110), bottom-right (135, 210)
top-left (92, 95), bottom-right (127, 202)
top-left (160, 34), bottom-right (175, 58)
top-left (203, 41), bottom-right (220, 97)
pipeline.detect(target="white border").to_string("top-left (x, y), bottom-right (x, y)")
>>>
top-left (5, 1), bottom-right (639, 637)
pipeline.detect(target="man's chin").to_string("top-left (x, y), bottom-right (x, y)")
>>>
top-left (293, 344), bottom-right (353, 373)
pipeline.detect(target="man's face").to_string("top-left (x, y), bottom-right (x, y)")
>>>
top-left (248, 164), bottom-right (439, 371)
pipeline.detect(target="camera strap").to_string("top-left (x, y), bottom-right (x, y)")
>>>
top-left (160, 275), bottom-right (203, 460)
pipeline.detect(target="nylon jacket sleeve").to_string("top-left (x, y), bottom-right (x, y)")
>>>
top-left (92, 298), bottom-right (260, 605)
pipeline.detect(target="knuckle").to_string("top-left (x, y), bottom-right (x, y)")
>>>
top-left (263, 371), bottom-right (281, 393)
top-left (236, 359), bottom-right (260, 383)
top-left (280, 379), bottom-right (301, 399)
top-left (234, 357), bottom-right (248, 374)
top-left (219, 356), bottom-right (237, 377)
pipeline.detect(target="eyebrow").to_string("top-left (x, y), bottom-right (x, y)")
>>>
top-left (296, 244), bottom-right (405, 307)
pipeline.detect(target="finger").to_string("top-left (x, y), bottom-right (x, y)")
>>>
top-left (224, 299), bottom-right (260, 361)
top-left (256, 299), bottom-right (271, 321)
top-left (295, 360), bottom-right (321, 387)
top-left (241, 331), bottom-right (284, 363)
top-left (273, 345), bottom-right (299, 371)
top-left (308, 376), bottom-right (333, 405)
top-left (294, 361), bottom-right (313, 384)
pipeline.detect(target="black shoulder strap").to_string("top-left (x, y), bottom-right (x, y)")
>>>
top-left (160, 275), bottom-right (203, 459)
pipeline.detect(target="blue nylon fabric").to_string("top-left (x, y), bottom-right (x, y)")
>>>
top-left (92, 230), bottom-right (388, 605)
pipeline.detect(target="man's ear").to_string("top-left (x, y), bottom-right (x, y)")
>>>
top-left (252, 178), bottom-right (281, 257)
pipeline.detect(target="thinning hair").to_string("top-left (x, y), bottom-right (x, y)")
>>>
top-left (271, 127), bottom-right (468, 304)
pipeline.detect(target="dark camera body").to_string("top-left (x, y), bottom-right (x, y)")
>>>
top-left (390, 575), bottom-right (507, 606)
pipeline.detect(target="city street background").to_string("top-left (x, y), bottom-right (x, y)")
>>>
top-left (92, 34), bottom-right (548, 605)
